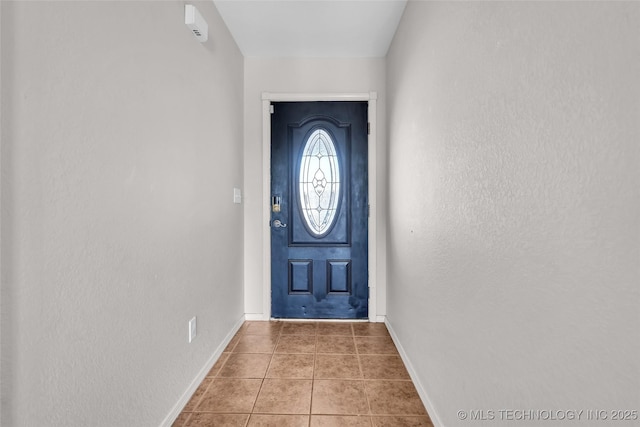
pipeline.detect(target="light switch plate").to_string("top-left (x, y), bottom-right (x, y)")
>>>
top-left (233, 188), bottom-right (242, 204)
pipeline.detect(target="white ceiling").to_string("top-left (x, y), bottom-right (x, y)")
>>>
top-left (213, 0), bottom-right (408, 58)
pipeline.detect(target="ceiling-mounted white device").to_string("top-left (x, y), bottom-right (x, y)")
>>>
top-left (185, 5), bottom-right (208, 42)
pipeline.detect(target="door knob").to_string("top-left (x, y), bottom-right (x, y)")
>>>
top-left (272, 219), bottom-right (287, 228)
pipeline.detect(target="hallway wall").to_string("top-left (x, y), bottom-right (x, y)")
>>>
top-left (243, 58), bottom-right (387, 319)
top-left (386, 2), bottom-right (639, 426)
top-left (0, 1), bottom-right (244, 426)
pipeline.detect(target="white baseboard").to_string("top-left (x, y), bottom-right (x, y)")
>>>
top-left (385, 318), bottom-right (443, 427)
top-left (375, 315), bottom-right (386, 323)
top-left (244, 313), bottom-right (269, 321)
top-left (160, 315), bottom-right (246, 427)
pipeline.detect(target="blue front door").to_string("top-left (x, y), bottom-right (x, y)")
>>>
top-left (271, 101), bottom-right (368, 319)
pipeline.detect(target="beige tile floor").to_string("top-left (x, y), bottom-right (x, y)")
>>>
top-left (173, 321), bottom-right (433, 427)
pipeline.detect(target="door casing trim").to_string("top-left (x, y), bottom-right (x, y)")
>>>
top-left (260, 92), bottom-right (379, 322)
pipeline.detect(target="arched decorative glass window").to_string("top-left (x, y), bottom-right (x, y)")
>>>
top-left (299, 129), bottom-right (341, 236)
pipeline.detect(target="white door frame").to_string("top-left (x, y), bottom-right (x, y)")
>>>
top-left (260, 92), bottom-right (379, 322)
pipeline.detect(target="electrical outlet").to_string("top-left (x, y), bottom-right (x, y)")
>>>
top-left (188, 317), bottom-right (197, 343)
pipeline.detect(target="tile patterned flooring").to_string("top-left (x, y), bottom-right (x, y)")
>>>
top-left (172, 321), bottom-right (433, 427)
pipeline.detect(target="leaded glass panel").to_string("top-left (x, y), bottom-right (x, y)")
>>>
top-left (299, 129), bottom-right (340, 236)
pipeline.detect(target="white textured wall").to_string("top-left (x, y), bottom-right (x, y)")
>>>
top-left (243, 58), bottom-right (387, 318)
top-left (386, 2), bottom-right (639, 426)
top-left (0, 1), bottom-right (244, 426)
top-left (0, 4), bottom-right (3, 424)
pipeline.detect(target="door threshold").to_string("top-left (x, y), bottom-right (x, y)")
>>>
top-left (269, 318), bottom-right (369, 323)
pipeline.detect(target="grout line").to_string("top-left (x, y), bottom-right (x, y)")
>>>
top-left (355, 330), bottom-right (374, 418)
top-left (188, 377), bottom-right (215, 413)
top-left (248, 325), bottom-right (279, 416)
top-left (309, 329), bottom-right (318, 420)
top-left (179, 412), bottom-right (192, 427)
top-left (212, 352), bottom-right (232, 379)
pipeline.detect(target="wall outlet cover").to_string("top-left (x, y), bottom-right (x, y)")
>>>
top-left (188, 317), bottom-right (197, 343)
